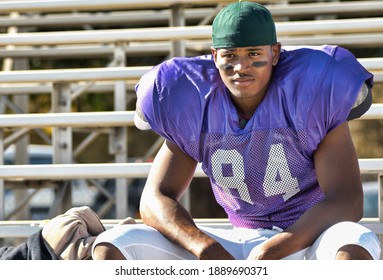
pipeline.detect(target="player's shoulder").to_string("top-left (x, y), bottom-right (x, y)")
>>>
top-left (279, 46), bottom-right (372, 123)
top-left (280, 45), bottom-right (358, 69)
top-left (134, 54), bottom-right (222, 131)
top-left (152, 54), bottom-right (217, 80)
top-left (281, 45), bottom-right (348, 58)
top-left (158, 54), bottom-right (220, 89)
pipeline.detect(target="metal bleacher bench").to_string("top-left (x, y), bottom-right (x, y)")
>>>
top-left (0, 0), bottom-right (382, 259)
top-left (0, 17), bottom-right (383, 50)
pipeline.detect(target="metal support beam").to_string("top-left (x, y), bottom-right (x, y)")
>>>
top-left (51, 82), bottom-right (73, 216)
top-left (112, 43), bottom-right (129, 218)
top-left (12, 82), bottom-right (30, 219)
top-left (170, 4), bottom-right (189, 211)
top-left (170, 4), bottom-right (186, 58)
top-left (0, 129), bottom-right (4, 220)
top-left (379, 174), bottom-right (383, 259)
top-left (379, 175), bottom-right (383, 223)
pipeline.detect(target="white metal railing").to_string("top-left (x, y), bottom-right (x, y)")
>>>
top-left (0, 0), bottom-right (300, 13)
top-left (0, 82), bottom-right (135, 95)
top-left (276, 18), bottom-right (383, 35)
top-left (0, 0), bottom-right (380, 14)
top-left (0, 67), bottom-right (150, 83)
top-left (1, 18), bottom-right (382, 46)
top-left (185, 34), bottom-right (383, 52)
top-left (0, 8), bottom-right (213, 28)
top-left (0, 162), bottom-right (155, 180)
top-left (0, 159), bottom-right (380, 180)
top-left (0, 103), bottom-right (381, 129)
top-left (2, 39), bottom-right (383, 60)
top-left (0, 43), bottom-right (171, 59)
top-left (0, 65), bottom-right (380, 85)
top-left (0, 111), bottom-right (134, 128)
top-left (0, 26), bottom-right (210, 46)
top-left (279, 33), bottom-right (383, 48)
top-left (359, 104), bottom-right (383, 120)
top-left (0, 0), bottom-right (229, 13)
top-left (1, 2), bottom-right (383, 29)
top-left (269, 1), bottom-right (383, 17)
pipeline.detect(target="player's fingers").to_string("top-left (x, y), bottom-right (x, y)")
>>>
top-left (118, 217), bottom-right (137, 225)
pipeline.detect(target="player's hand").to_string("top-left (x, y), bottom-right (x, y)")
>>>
top-left (252, 248), bottom-right (278, 260)
top-left (197, 241), bottom-right (235, 260)
top-left (248, 233), bottom-right (293, 260)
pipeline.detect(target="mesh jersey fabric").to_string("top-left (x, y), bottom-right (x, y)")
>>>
top-left (135, 45), bottom-right (373, 230)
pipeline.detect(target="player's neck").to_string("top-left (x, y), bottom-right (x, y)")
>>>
top-left (237, 108), bottom-right (254, 129)
top-left (235, 103), bottom-right (257, 120)
top-left (229, 88), bottom-right (267, 120)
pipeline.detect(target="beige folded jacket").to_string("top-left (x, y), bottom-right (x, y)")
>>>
top-left (42, 206), bottom-right (105, 260)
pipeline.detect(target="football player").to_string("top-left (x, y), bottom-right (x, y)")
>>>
top-left (93, 1), bottom-right (381, 260)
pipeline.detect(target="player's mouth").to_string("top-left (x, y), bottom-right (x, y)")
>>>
top-left (232, 77), bottom-right (255, 87)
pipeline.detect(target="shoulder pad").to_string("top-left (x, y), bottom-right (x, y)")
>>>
top-left (347, 83), bottom-right (372, 120)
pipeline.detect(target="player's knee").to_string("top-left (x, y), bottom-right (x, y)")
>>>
top-left (336, 244), bottom-right (373, 260)
top-left (93, 242), bottom-right (126, 260)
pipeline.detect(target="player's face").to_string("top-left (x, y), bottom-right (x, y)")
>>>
top-left (212, 44), bottom-right (280, 105)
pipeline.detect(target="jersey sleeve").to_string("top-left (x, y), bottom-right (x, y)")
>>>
top-left (308, 46), bottom-right (373, 138)
top-left (134, 56), bottom-right (220, 156)
top-left (134, 59), bottom-right (187, 145)
top-left (134, 64), bottom-right (160, 131)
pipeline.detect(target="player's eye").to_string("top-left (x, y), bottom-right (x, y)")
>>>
top-left (249, 52), bottom-right (260, 57)
top-left (221, 53), bottom-right (235, 59)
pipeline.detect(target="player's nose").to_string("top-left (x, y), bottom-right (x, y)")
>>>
top-left (233, 56), bottom-right (251, 73)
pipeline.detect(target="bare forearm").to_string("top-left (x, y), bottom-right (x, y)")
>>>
top-left (140, 193), bottom-right (233, 259)
top-left (140, 141), bottom-right (233, 259)
top-left (141, 194), bottom-right (200, 250)
top-left (254, 193), bottom-right (363, 260)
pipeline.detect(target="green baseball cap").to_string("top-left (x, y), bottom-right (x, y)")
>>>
top-left (212, 1), bottom-right (277, 48)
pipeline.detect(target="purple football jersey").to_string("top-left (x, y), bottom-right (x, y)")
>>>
top-left (135, 45), bottom-right (373, 230)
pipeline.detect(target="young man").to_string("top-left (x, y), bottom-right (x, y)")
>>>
top-left (92, 1), bottom-right (381, 260)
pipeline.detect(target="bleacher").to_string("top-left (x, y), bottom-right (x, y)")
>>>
top-left (0, 0), bottom-right (382, 258)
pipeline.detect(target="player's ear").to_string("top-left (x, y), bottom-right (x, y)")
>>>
top-left (271, 43), bottom-right (281, 66)
top-left (211, 47), bottom-right (218, 62)
top-left (211, 47), bottom-right (220, 69)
